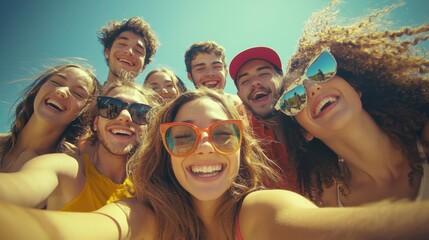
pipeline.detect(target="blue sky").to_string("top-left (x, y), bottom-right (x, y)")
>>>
top-left (0, 0), bottom-right (428, 132)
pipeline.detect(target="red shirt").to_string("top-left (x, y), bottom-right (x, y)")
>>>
top-left (249, 114), bottom-right (298, 192)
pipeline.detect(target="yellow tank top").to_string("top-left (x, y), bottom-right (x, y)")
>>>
top-left (60, 154), bottom-right (132, 212)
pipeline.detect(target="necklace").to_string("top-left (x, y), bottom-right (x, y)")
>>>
top-left (337, 156), bottom-right (351, 198)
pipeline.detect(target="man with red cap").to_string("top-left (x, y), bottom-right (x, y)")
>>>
top-left (230, 46), bottom-right (298, 192)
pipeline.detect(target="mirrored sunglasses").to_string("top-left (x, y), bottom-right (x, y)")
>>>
top-left (96, 96), bottom-right (151, 125)
top-left (275, 48), bottom-right (337, 116)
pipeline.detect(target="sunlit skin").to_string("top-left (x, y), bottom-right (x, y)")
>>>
top-left (145, 71), bottom-right (179, 102)
top-left (94, 87), bottom-right (148, 156)
top-left (188, 53), bottom-right (228, 90)
top-left (104, 31), bottom-right (146, 79)
top-left (1, 67), bottom-right (94, 173)
top-left (170, 97), bottom-right (240, 202)
top-left (294, 75), bottom-right (363, 140)
top-left (293, 76), bottom-right (421, 206)
top-left (236, 59), bottom-right (283, 119)
top-left (33, 67), bottom-right (94, 126)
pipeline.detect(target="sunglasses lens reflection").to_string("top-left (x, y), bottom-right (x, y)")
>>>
top-left (278, 85), bottom-right (306, 115)
top-left (276, 50), bottom-right (337, 116)
top-left (164, 121), bottom-right (241, 157)
top-left (97, 97), bottom-right (124, 119)
top-left (210, 122), bottom-right (241, 153)
top-left (165, 125), bottom-right (197, 156)
top-left (97, 96), bottom-right (150, 125)
top-left (128, 104), bottom-right (151, 125)
top-left (306, 51), bottom-right (337, 82)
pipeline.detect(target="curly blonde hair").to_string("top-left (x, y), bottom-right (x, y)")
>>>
top-left (281, 0), bottom-right (429, 205)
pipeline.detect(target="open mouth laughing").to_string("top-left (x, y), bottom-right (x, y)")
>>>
top-left (313, 96), bottom-right (338, 118)
top-left (201, 80), bottom-right (220, 88)
top-left (189, 164), bottom-right (224, 178)
top-left (118, 58), bottom-right (136, 67)
top-left (45, 99), bottom-right (65, 112)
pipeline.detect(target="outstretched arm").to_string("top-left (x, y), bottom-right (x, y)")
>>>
top-left (241, 189), bottom-right (429, 240)
top-left (0, 153), bottom-right (80, 208)
top-left (0, 198), bottom-right (152, 240)
top-left (0, 201), bottom-right (128, 240)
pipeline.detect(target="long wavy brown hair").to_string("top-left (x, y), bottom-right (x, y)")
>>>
top-left (281, 0), bottom-right (429, 205)
top-left (0, 64), bottom-right (100, 165)
top-left (129, 88), bottom-right (278, 240)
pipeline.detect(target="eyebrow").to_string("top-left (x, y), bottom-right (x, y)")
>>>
top-left (56, 73), bottom-right (91, 94)
top-left (191, 62), bottom-right (206, 69)
top-left (55, 73), bottom-right (67, 80)
top-left (237, 65), bottom-right (272, 81)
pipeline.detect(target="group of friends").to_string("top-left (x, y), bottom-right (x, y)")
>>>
top-left (1, 1), bottom-right (429, 239)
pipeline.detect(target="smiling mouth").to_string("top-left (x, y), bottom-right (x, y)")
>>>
top-left (110, 128), bottom-right (133, 136)
top-left (118, 58), bottom-right (135, 66)
top-left (314, 96), bottom-right (338, 117)
top-left (190, 164), bottom-right (224, 177)
top-left (45, 99), bottom-right (65, 112)
top-left (202, 80), bottom-right (219, 88)
top-left (252, 92), bottom-right (268, 101)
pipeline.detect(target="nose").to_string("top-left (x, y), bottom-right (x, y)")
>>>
top-left (124, 46), bottom-right (134, 55)
top-left (303, 79), bottom-right (322, 98)
top-left (56, 87), bottom-right (69, 99)
top-left (161, 87), bottom-right (168, 93)
top-left (195, 131), bottom-right (215, 155)
top-left (250, 78), bottom-right (262, 88)
top-left (116, 108), bottom-right (132, 123)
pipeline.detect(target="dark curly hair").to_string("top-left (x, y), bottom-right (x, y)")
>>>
top-left (281, 1), bottom-right (429, 205)
top-left (98, 16), bottom-right (160, 71)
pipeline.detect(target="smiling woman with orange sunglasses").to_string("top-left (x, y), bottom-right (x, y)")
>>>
top-left (276, 1), bottom-right (429, 207)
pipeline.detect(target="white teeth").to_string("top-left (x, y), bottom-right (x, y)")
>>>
top-left (203, 81), bottom-right (218, 87)
top-left (252, 91), bottom-right (266, 100)
top-left (111, 129), bottom-right (132, 136)
top-left (119, 58), bottom-right (134, 66)
top-left (315, 96), bottom-right (337, 116)
top-left (46, 99), bottom-right (65, 111)
top-left (191, 164), bottom-right (222, 174)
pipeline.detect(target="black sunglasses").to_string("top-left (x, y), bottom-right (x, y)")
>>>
top-left (96, 96), bottom-right (151, 125)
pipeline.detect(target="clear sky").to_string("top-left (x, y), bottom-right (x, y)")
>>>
top-left (0, 0), bottom-right (428, 132)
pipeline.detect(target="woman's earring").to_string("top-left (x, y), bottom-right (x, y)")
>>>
top-left (303, 131), bottom-right (314, 142)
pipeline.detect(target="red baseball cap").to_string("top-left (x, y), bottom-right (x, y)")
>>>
top-left (229, 46), bottom-right (282, 84)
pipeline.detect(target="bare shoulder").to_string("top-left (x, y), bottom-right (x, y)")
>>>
top-left (242, 189), bottom-right (316, 209)
top-left (239, 190), bottom-right (317, 239)
top-left (22, 152), bottom-right (82, 175)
